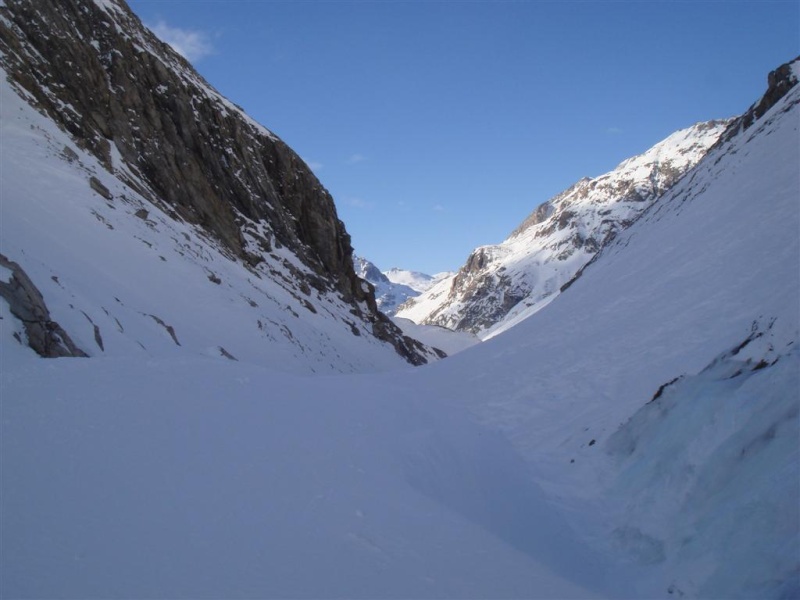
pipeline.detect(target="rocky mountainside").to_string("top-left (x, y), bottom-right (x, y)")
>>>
top-left (397, 119), bottom-right (730, 337)
top-left (0, 0), bottom-right (435, 369)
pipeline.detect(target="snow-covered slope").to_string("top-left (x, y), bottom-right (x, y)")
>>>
top-left (421, 57), bottom-right (800, 598)
top-left (392, 317), bottom-right (480, 356)
top-left (4, 58), bottom-right (797, 597)
top-left (397, 119), bottom-right (730, 338)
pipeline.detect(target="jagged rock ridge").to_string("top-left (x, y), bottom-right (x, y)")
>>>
top-left (0, 0), bottom-right (432, 367)
top-left (397, 118), bottom-right (731, 337)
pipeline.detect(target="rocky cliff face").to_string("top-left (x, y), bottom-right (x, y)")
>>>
top-left (0, 0), bottom-right (431, 366)
top-left (397, 119), bottom-right (730, 337)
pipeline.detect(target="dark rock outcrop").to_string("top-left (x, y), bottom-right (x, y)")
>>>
top-left (0, 0), bottom-right (429, 365)
top-left (721, 56), bottom-right (799, 142)
top-left (0, 254), bottom-right (88, 358)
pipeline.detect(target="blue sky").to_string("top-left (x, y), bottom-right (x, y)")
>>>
top-left (128, 0), bottom-right (798, 275)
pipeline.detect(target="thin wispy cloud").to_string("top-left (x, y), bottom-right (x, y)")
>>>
top-left (304, 159), bottom-right (323, 172)
top-left (149, 20), bottom-right (214, 63)
top-left (345, 153), bottom-right (367, 165)
top-left (606, 126), bottom-right (623, 135)
top-left (345, 197), bottom-right (372, 209)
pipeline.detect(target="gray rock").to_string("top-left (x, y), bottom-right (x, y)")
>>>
top-left (89, 176), bottom-right (112, 200)
top-left (0, 253), bottom-right (87, 358)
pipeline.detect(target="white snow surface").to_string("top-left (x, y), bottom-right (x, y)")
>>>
top-left (397, 119), bottom-right (731, 339)
top-left (2, 52), bottom-right (799, 600)
top-left (392, 317), bottom-right (480, 356)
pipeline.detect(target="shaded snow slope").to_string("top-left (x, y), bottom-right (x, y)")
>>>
top-left (0, 75), bottom-right (432, 373)
top-left (2, 356), bottom-right (613, 599)
top-left (418, 58), bottom-right (799, 598)
top-left (397, 119), bottom-right (730, 338)
top-left (392, 317), bottom-right (480, 356)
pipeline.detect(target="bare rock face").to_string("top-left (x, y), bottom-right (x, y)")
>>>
top-left (0, 0), bottom-right (429, 365)
top-left (0, 254), bottom-right (87, 358)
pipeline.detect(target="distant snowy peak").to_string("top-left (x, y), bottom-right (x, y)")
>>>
top-left (354, 257), bottom-right (420, 316)
top-left (397, 118), bottom-right (730, 337)
top-left (353, 258), bottom-right (451, 317)
top-left (354, 257), bottom-right (391, 286)
top-left (384, 268), bottom-right (452, 293)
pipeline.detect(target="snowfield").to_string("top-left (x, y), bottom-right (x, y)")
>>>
top-left (1, 26), bottom-right (798, 600)
top-left (2, 356), bottom-right (609, 599)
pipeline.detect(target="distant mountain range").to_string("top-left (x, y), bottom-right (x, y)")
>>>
top-left (354, 256), bottom-right (451, 316)
top-left (397, 119), bottom-right (731, 338)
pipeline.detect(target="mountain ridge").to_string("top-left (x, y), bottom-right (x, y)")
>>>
top-left (353, 256), bottom-right (449, 317)
top-left (397, 118), bottom-right (731, 337)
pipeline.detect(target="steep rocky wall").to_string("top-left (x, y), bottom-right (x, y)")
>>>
top-left (0, 0), bottom-right (430, 364)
